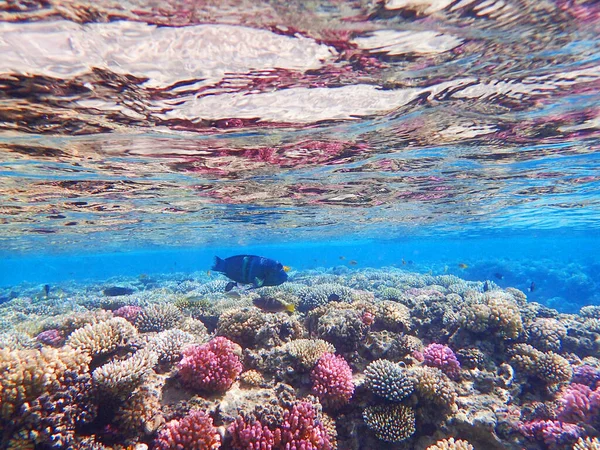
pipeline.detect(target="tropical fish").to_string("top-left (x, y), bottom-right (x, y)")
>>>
top-left (212, 255), bottom-right (288, 289)
top-left (402, 258), bottom-right (406, 265)
top-left (349, 260), bottom-right (358, 266)
top-left (529, 281), bottom-right (536, 292)
top-left (103, 286), bottom-right (135, 297)
top-left (494, 272), bottom-right (504, 280)
top-left (43, 284), bottom-right (50, 298)
top-left (207, 270), bottom-right (212, 277)
top-left (483, 280), bottom-right (492, 292)
top-left (339, 256), bottom-right (346, 260)
top-left (458, 263), bottom-right (468, 269)
top-left (253, 296), bottom-right (295, 313)
top-left (283, 266), bottom-right (292, 273)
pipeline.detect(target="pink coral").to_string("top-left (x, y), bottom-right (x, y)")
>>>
top-left (178, 337), bottom-right (242, 392)
top-left (114, 305), bottom-right (142, 323)
top-left (422, 343), bottom-right (461, 379)
top-left (154, 409), bottom-right (221, 450)
top-left (275, 402), bottom-right (333, 449)
top-left (310, 353), bottom-right (354, 408)
top-left (229, 417), bottom-right (276, 450)
top-left (573, 365), bottom-right (600, 389)
top-left (36, 329), bottom-right (64, 347)
top-left (229, 402), bottom-right (332, 450)
top-left (557, 383), bottom-right (592, 423)
top-left (519, 420), bottom-right (583, 449)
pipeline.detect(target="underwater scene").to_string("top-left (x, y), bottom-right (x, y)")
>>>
top-left (1, 0), bottom-right (600, 449)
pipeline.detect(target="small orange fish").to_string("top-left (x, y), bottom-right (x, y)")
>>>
top-left (349, 260), bottom-right (358, 266)
top-left (283, 265), bottom-right (292, 273)
top-left (458, 263), bottom-right (468, 269)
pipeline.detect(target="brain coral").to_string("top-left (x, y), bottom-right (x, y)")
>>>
top-left (363, 404), bottom-right (416, 443)
top-left (426, 438), bottom-right (474, 450)
top-left (178, 336), bottom-right (243, 392)
top-left (66, 317), bottom-right (136, 357)
top-left (154, 409), bottom-right (221, 450)
top-left (135, 304), bottom-right (184, 332)
top-left (364, 359), bottom-right (414, 402)
top-left (311, 353), bottom-right (354, 408)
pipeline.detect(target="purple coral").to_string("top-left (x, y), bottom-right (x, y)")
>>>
top-left (310, 353), bottom-right (354, 408)
top-left (573, 365), bottom-right (600, 389)
top-left (229, 417), bottom-right (276, 449)
top-left (178, 336), bottom-right (242, 392)
top-left (36, 329), bottom-right (64, 347)
top-left (557, 383), bottom-right (592, 423)
top-left (519, 420), bottom-right (583, 449)
top-left (422, 343), bottom-right (461, 379)
top-left (114, 305), bottom-right (142, 323)
top-left (154, 409), bottom-right (221, 450)
top-left (229, 402), bottom-right (332, 450)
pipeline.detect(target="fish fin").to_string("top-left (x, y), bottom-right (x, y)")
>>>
top-left (225, 281), bottom-right (236, 292)
top-left (254, 277), bottom-right (265, 287)
top-left (212, 256), bottom-right (226, 272)
top-left (285, 303), bottom-right (296, 313)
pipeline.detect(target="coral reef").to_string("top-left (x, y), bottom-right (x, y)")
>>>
top-left (2, 267), bottom-right (600, 449)
top-left (178, 336), bottom-right (243, 392)
top-left (310, 353), bottom-right (354, 408)
top-left (154, 409), bottom-right (221, 450)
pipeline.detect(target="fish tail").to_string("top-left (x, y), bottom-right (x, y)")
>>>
top-left (285, 303), bottom-right (296, 313)
top-left (212, 256), bottom-right (226, 272)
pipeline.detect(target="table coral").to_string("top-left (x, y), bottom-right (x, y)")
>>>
top-left (310, 353), bottom-right (354, 408)
top-left (178, 336), bottom-right (243, 392)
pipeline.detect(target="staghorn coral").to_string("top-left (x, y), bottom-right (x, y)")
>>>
top-left (282, 338), bottom-right (336, 370)
top-left (363, 404), bottom-right (416, 443)
top-left (363, 359), bottom-right (414, 402)
top-left (154, 409), bottom-right (221, 450)
top-left (66, 317), bottom-right (136, 357)
top-left (574, 437), bottom-right (600, 450)
top-left (217, 307), bottom-right (302, 349)
top-left (422, 343), bottom-right (461, 379)
top-left (528, 318), bottom-right (567, 352)
top-left (147, 329), bottom-right (198, 367)
top-left (311, 353), bottom-right (354, 408)
top-left (134, 304), bottom-right (183, 332)
top-left (92, 349), bottom-right (157, 398)
top-left (426, 437), bottom-right (474, 450)
top-left (178, 336), bottom-right (243, 392)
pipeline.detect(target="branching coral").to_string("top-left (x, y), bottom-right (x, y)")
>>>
top-left (135, 304), bottom-right (183, 332)
top-left (460, 293), bottom-right (523, 339)
top-left (66, 317), bottom-right (136, 357)
top-left (422, 343), bottom-right (461, 379)
top-left (363, 359), bottom-right (414, 402)
top-left (283, 339), bottom-right (336, 370)
top-left (154, 409), bottom-right (221, 450)
top-left (363, 404), bottom-right (416, 443)
top-left (426, 437), bottom-right (474, 450)
top-left (115, 378), bottom-right (165, 436)
top-left (311, 353), bottom-right (354, 408)
top-left (178, 336), bottom-right (243, 392)
top-left (528, 318), bottom-right (567, 352)
top-left (409, 366), bottom-right (457, 411)
top-left (519, 419), bottom-right (583, 449)
top-left (147, 329), bottom-right (198, 367)
top-left (574, 437), bottom-right (600, 450)
top-left (92, 349), bottom-right (157, 398)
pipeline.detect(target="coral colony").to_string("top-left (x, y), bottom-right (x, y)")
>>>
top-left (3, 267), bottom-right (600, 449)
